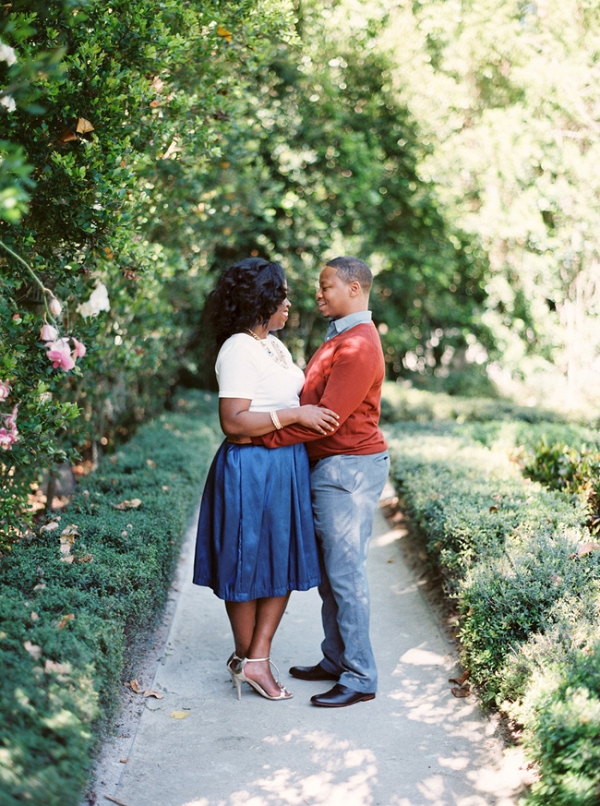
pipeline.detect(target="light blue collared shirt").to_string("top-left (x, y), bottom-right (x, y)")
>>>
top-left (324, 310), bottom-right (373, 341)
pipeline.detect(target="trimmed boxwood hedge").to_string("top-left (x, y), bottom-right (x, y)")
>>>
top-left (384, 389), bottom-right (600, 806)
top-left (0, 390), bottom-right (222, 806)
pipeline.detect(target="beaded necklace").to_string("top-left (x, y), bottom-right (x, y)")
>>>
top-left (245, 329), bottom-right (290, 368)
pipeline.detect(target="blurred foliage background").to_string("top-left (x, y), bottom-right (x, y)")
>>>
top-left (2, 0), bottom-right (600, 537)
top-left (3, 4), bottom-right (600, 802)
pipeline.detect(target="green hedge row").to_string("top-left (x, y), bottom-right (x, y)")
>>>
top-left (380, 382), bottom-right (596, 427)
top-left (0, 391), bottom-right (222, 806)
top-left (385, 404), bottom-right (600, 806)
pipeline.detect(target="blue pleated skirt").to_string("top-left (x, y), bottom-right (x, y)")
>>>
top-left (193, 441), bottom-right (321, 601)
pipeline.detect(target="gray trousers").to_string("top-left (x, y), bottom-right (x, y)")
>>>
top-left (310, 451), bottom-right (390, 693)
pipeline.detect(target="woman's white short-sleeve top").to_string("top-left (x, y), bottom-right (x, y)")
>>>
top-left (216, 332), bottom-right (304, 411)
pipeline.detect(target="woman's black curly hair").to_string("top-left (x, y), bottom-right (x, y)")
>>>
top-left (207, 257), bottom-right (287, 346)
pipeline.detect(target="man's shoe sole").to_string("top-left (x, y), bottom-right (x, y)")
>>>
top-left (311, 692), bottom-right (376, 708)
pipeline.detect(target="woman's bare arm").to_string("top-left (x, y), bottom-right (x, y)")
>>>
top-left (219, 398), bottom-right (339, 439)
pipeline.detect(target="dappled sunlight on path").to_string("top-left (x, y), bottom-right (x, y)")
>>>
top-left (96, 498), bottom-right (530, 806)
top-left (202, 730), bottom-right (379, 806)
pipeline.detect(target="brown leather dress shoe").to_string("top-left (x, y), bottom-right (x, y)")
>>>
top-left (289, 663), bottom-right (339, 681)
top-left (310, 684), bottom-right (376, 708)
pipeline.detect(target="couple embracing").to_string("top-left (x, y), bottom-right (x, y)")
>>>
top-left (193, 256), bottom-right (389, 708)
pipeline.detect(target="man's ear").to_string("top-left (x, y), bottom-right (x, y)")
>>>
top-left (348, 280), bottom-right (362, 297)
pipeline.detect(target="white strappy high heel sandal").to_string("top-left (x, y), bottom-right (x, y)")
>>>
top-left (226, 652), bottom-right (242, 685)
top-left (233, 657), bottom-right (293, 701)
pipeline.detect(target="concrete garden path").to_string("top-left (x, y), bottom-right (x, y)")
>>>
top-left (93, 485), bottom-right (530, 806)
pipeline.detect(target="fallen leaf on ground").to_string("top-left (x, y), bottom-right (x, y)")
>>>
top-left (448, 670), bottom-right (470, 686)
top-left (24, 641), bottom-right (42, 659)
top-left (127, 679), bottom-right (140, 693)
top-left (169, 711), bottom-right (189, 719)
top-left (143, 690), bottom-right (164, 699)
top-left (217, 25), bottom-right (232, 42)
top-left (72, 461), bottom-right (94, 476)
top-left (59, 527), bottom-right (76, 563)
top-left (451, 686), bottom-right (471, 698)
top-left (56, 127), bottom-right (77, 144)
top-left (79, 553), bottom-right (94, 563)
top-left (75, 118), bottom-right (94, 133)
top-left (57, 614), bottom-right (75, 629)
top-left (146, 459), bottom-right (156, 468)
top-left (45, 660), bottom-right (71, 674)
top-left (40, 521), bottom-right (59, 533)
top-left (104, 795), bottom-right (131, 806)
top-left (112, 498), bottom-right (142, 510)
top-left (571, 542), bottom-right (600, 559)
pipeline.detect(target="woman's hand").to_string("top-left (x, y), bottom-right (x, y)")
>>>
top-left (295, 405), bottom-right (340, 434)
top-left (219, 398), bottom-right (339, 440)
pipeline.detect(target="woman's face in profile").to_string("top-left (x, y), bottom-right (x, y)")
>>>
top-left (266, 293), bottom-right (291, 332)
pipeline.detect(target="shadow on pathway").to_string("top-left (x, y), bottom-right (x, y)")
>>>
top-left (95, 485), bottom-right (530, 806)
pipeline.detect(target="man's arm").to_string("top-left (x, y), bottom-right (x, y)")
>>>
top-left (256, 338), bottom-right (379, 448)
top-left (220, 398), bottom-right (338, 438)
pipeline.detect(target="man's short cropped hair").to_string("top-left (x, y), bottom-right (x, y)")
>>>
top-left (326, 256), bottom-right (373, 292)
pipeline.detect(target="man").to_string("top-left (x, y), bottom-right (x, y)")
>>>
top-left (256, 256), bottom-right (389, 707)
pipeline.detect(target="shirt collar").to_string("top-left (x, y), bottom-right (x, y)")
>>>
top-left (324, 310), bottom-right (372, 341)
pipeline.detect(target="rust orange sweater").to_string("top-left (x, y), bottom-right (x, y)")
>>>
top-left (256, 322), bottom-right (387, 459)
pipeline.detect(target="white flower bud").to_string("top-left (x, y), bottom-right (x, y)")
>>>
top-left (49, 297), bottom-right (62, 317)
top-left (40, 323), bottom-right (58, 342)
top-left (0, 95), bottom-right (16, 113)
top-left (0, 42), bottom-right (17, 66)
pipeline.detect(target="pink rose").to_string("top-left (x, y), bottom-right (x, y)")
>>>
top-left (47, 339), bottom-right (75, 371)
top-left (0, 427), bottom-right (17, 450)
top-left (47, 337), bottom-right (70, 354)
top-left (72, 337), bottom-right (87, 359)
top-left (0, 380), bottom-right (9, 401)
top-left (40, 323), bottom-right (58, 342)
top-left (4, 405), bottom-right (17, 430)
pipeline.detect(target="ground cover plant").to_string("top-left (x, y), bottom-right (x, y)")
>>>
top-left (0, 390), bottom-right (222, 806)
top-left (382, 384), bottom-right (600, 806)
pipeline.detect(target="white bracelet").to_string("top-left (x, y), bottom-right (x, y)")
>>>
top-left (270, 410), bottom-right (283, 430)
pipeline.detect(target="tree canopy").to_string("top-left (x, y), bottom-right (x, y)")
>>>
top-left (382, 0), bottom-right (600, 406)
top-left (2, 0), bottom-right (600, 535)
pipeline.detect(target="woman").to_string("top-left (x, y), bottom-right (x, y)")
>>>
top-left (193, 257), bottom-right (339, 701)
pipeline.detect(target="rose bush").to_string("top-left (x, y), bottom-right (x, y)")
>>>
top-left (0, 0), bottom-right (294, 545)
